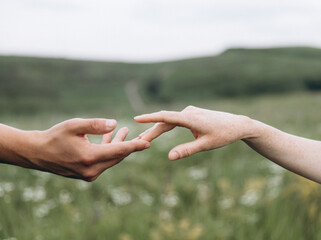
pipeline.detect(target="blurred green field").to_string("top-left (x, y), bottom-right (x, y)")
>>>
top-left (1, 92), bottom-right (321, 240)
top-left (1, 47), bottom-right (321, 116)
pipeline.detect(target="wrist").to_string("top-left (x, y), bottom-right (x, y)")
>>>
top-left (238, 115), bottom-right (263, 140)
top-left (17, 130), bottom-right (47, 169)
top-left (0, 125), bottom-right (45, 169)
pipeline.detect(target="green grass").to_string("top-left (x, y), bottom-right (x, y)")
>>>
top-left (1, 92), bottom-right (321, 240)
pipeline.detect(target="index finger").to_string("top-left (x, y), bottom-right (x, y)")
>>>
top-left (134, 111), bottom-right (189, 127)
top-left (139, 123), bottom-right (176, 142)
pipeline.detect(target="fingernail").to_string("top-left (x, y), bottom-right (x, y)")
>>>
top-left (134, 115), bottom-right (144, 119)
top-left (106, 119), bottom-right (116, 129)
top-left (169, 151), bottom-right (179, 160)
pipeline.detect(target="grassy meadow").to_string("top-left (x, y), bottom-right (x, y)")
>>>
top-left (1, 92), bottom-right (321, 240)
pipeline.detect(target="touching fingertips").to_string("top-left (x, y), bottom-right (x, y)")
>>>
top-left (138, 140), bottom-right (150, 149)
top-left (142, 135), bottom-right (153, 142)
top-left (144, 142), bottom-right (150, 149)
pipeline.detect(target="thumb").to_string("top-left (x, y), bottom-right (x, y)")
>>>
top-left (168, 138), bottom-right (207, 161)
top-left (67, 118), bottom-right (117, 135)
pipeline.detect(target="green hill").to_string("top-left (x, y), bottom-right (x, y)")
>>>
top-left (1, 46), bottom-right (321, 115)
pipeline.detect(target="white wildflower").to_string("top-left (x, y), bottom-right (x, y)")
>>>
top-left (218, 197), bottom-right (234, 209)
top-left (240, 190), bottom-right (260, 206)
top-left (1, 182), bottom-right (15, 192)
top-left (161, 192), bottom-right (179, 207)
top-left (59, 190), bottom-right (73, 204)
top-left (23, 186), bottom-right (46, 202)
top-left (76, 181), bottom-right (90, 191)
top-left (33, 171), bottom-right (51, 184)
top-left (110, 188), bottom-right (132, 206)
top-left (34, 200), bottom-right (56, 218)
top-left (139, 191), bottom-right (154, 206)
top-left (187, 167), bottom-right (208, 180)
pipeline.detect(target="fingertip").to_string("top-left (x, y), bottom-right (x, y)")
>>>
top-left (168, 151), bottom-right (180, 161)
top-left (145, 143), bottom-right (151, 149)
top-left (106, 119), bottom-right (117, 130)
top-left (140, 135), bottom-right (153, 142)
top-left (134, 115), bottom-right (150, 123)
top-left (139, 139), bottom-right (150, 149)
top-left (121, 127), bottom-right (129, 133)
top-left (129, 138), bottom-right (150, 150)
top-left (134, 115), bottom-right (142, 121)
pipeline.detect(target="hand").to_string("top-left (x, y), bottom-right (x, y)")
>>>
top-left (14, 118), bottom-right (150, 181)
top-left (135, 106), bottom-right (254, 161)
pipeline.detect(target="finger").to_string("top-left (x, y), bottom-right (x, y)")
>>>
top-left (66, 118), bottom-right (117, 135)
top-left (134, 111), bottom-right (189, 127)
top-left (101, 131), bottom-right (113, 144)
top-left (138, 127), bottom-right (153, 138)
top-left (140, 123), bottom-right (176, 142)
top-left (93, 140), bottom-right (150, 162)
top-left (112, 127), bottom-right (129, 143)
top-left (168, 138), bottom-right (208, 161)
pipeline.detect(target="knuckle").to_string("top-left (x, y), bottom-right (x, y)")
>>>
top-left (182, 148), bottom-right (192, 157)
top-left (115, 148), bottom-right (128, 158)
top-left (63, 118), bottom-right (82, 131)
top-left (89, 119), bottom-right (101, 131)
top-left (184, 105), bottom-right (195, 111)
top-left (70, 118), bottom-right (82, 124)
top-left (80, 153), bottom-right (96, 166)
top-left (81, 168), bottom-right (98, 180)
top-left (72, 118), bottom-right (82, 121)
top-left (160, 110), bottom-right (168, 117)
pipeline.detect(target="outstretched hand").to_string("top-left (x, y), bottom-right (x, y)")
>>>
top-left (135, 106), bottom-right (253, 160)
top-left (21, 118), bottom-right (150, 181)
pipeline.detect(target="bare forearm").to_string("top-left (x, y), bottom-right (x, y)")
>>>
top-left (0, 124), bottom-right (38, 168)
top-left (243, 119), bottom-right (321, 183)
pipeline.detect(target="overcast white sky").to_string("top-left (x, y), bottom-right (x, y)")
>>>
top-left (1, 0), bottom-right (321, 62)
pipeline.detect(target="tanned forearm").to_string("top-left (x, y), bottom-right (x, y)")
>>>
top-left (0, 124), bottom-right (38, 168)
